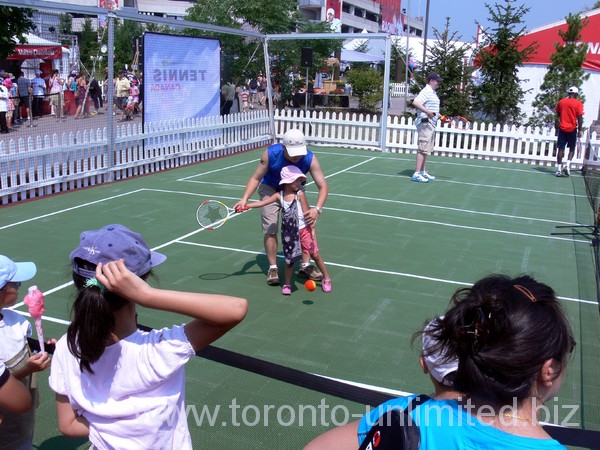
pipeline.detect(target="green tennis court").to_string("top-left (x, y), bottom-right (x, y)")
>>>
top-left (2, 146), bottom-right (599, 449)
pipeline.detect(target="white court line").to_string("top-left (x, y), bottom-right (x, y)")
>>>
top-left (180, 180), bottom-right (247, 188)
top-left (177, 159), bottom-right (258, 182)
top-left (177, 154), bottom-right (377, 187)
top-left (4, 155), bottom-right (595, 323)
top-left (317, 150), bottom-right (571, 174)
top-left (143, 187), bottom-right (589, 244)
top-left (313, 373), bottom-right (413, 397)
top-left (141, 186), bottom-right (580, 236)
top-left (332, 192), bottom-right (579, 226)
top-left (175, 241), bottom-right (596, 306)
top-left (347, 170), bottom-right (587, 199)
top-left (320, 206), bottom-right (589, 243)
top-left (0, 189), bottom-right (145, 231)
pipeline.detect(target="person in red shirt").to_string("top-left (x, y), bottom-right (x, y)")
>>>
top-left (555, 86), bottom-right (584, 177)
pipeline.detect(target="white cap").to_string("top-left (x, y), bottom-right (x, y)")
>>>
top-left (567, 86), bottom-right (579, 94)
top-left (327, 8), bottom-right (335, 15)
top-left (282, 129), bottom-right (307, 157)
top-left (422, 316), bottom-right (458, 386)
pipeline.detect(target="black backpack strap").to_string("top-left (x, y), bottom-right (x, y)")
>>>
top-left (358, 395), bottom-right (431, 450)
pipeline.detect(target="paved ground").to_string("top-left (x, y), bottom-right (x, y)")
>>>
top-left (2, 107), bottom-right (141, 142)
top-left (1, 95), bottom-right (411, 144)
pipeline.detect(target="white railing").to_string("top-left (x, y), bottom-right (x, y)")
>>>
top-left (2, 108), bottom-right (599, 205)
top-left (0, 111), bottom-right (272, 205)
top-left (275, 109), bottom-right (598, 167)
top-left (390, 82), bottom-right (412, 97)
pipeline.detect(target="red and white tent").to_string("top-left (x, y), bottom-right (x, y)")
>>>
top-left (518, 8), bottom-right (600, 127)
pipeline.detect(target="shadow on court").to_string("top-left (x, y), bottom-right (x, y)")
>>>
top-left (198, 255), bottom-right (272, 281)
top-left (37, 436), bottom-right (89, 450)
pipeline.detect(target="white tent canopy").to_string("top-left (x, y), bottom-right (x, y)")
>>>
top-left (14, 33), bottom-right (72, 78)
top-left (342, 35), bottom-right (476, 66)
top-left (341, 49), bottom-right (383, 63)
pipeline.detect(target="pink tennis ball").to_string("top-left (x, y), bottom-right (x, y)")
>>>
top-left (305, 280), bottom-right (317, 291)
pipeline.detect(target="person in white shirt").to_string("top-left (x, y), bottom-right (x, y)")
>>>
top-left (411, 73), bottom-right (442, 183)
top-left (49, 224), bottom-right (248, 450)
top-left (48, 69), bottom-right (64, 117)
top-left (0, 81), bottom-right (9, 133)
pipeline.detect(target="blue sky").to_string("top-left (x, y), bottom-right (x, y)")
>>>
top-left (411, 0), bottom-right (596, 41)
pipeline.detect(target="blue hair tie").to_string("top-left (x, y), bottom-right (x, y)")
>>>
top-left (84, 277), bottom-right (107, 294)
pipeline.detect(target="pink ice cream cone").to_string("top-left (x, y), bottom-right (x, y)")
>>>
top-left (24, 286), bottom-right (45, 353)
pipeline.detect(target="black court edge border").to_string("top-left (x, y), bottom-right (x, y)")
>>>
top-left (196, 345), bottom-right (599, 449)
top-left (30, 333), bottom-right (600, 449)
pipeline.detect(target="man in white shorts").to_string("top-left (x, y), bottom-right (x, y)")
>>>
top-left (411, 73), bottom-right (442, 183)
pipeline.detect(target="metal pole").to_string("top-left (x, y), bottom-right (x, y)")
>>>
top-left (305, 67), bottom-right (309, 112)
top-left (422, 0), bottom-right (431, 70)
top-left (404, 0), bottom-right (411, 109)
top-left (262, 37), bottom-right (276, 142)
top-left (26, 92), bottom-right (36, 128)
top-left (380, 35), bottom-right (392, 152)
top-left (106, 12), bottom-right (115, 182)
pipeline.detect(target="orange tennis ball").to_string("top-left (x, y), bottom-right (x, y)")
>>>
top-left (305, 280), bottom-right (317, 291)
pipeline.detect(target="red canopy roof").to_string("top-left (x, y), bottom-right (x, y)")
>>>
top-left (518, 9), bottom-right (600, 71)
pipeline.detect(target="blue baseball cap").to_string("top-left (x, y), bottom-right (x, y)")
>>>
top-left (0, 255), bottom-right (37, 289)
top-left (70, 224), bottom-right (166, 278)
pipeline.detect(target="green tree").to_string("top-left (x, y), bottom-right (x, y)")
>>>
top-left (418, 18), bottom-right (475, 118)
top-left (345, 67), bottom-right (383, 113)
top-left (113, 19), bottom-right (144, 72)
top-left (59, 13), bottom-right (72, 35)
top-left (185, 0), bottom-right (338, 85)
top-left (0, 6), bottom-right (34, 60)
top-left (391, 42), bottom-right (415, 83)
top-left (528, 13), bottom-right (589, 128)
top-left (78, 18), bottom-right (98, 75)
top-left (472, 1), bottom-right (536, 125)
top-left (58, 13), bottom-right (74, 48)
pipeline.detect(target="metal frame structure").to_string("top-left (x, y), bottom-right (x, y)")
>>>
top-left (5, 0), bottom-right (394, 151)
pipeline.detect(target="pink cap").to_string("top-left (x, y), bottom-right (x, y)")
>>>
top-left (279, 165), bottom-right (306, 185)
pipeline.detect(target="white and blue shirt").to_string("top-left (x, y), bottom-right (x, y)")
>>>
top-left (414, 84), bottom-right (440, 126)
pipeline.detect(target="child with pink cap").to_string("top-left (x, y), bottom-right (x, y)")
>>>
top-left (245, 165), bottom-right (332, 295)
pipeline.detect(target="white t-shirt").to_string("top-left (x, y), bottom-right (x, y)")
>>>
top-left (0, 309), bottom-right (32, 364)
top-left (414, 84), bottom-right (440, 125)
top-left (49, 324), bottom-right (196, 450)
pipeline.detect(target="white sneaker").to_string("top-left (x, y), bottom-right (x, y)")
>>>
top-left (421, 171), bottom-right (436, 180)
top-left (563, 165), bottom-right (570, 177)
top-left (411, 173), bottom-right (429, 183)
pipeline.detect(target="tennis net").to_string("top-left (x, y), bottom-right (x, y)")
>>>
top-left (582, 134), bottom-right (600, 230)
top-left (581, 131), bottom-right (600, 311)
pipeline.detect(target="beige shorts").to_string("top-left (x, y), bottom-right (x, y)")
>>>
top-left (258, 184), bottom-right (280, 235)
top-left (416, 121), bottom-right (436, 155)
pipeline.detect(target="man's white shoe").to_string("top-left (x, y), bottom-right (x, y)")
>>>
top-left (411, 173), bottom-right (429, 183)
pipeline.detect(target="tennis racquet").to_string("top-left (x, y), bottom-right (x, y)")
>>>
top-left (195, 200), bottom-right (248, 230)
top-left (440, 115), bottom-right (471, 129)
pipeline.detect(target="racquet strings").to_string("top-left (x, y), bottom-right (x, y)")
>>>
top-left (197, 201), bottom-right (229, 228)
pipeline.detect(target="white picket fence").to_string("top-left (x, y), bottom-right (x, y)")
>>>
top-left (0, 111), bottom-right (272, 205)
top-left (390, 82), bottom-right (410, 97)
top-left (1, 108), bottom-right (598, 205)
